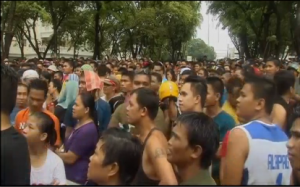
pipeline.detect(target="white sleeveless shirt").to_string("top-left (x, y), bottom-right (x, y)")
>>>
top-left (235, 120), bottom-right (292, 185)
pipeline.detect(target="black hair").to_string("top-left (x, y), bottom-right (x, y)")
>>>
top-left (166, 69), bottom-right (176, 82)
top-left (100, 127), bottom-right (142, 185)
top-left (63, 60), bottom-right (75, 70)
top-left (184, 75), bottom-right (207, 108)
top-left (118, 67), bottom-right (128, 74)
top-left (79, 92), bottom-right (98, 135)
top-left (50, 79), bottom-right (62, 93)
top-left (151, 72), bottom-right (162, 83)
top-left (134, 71), bottom-right (151, 83)
top-left (226, 76), bottom-right (244, 94)
top-left (273, 70), bottom-right (295, 96)
top-left (1, 65), bottom-right (19, 115)
top-left (90, 61), bottom-right (98, 69)
top-left (206, 77), bottom-right (224, 105)
top-left (32, 112), bottom-right (57, 146)
top-left (40, 71), bottom-right (52, 83)
top-left (199, 68), bottom-right (209, 78)
top-left (181, 69), bottom-right (196, 76)
top-left (97, 64), bottom-right (109, 77)
top-left (28, 78), bottom-right (48, 99)
top-left (266, 57), bottom-right (281, 67)
top-left (54, 71), bottom-right (63, 79)
top-left (121, 70), bottom-right (135, 82)
top-left (175, 112), bottom-right (219, 169)
top-left (244, 74), bottom-right (276, 114)
top-left (131, 88), bottom-right (159, 120)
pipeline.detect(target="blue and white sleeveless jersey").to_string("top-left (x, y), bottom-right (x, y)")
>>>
top-left (235, 120), bottom-right (292, 185)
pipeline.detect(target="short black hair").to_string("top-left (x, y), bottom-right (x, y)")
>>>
top-left (118, 67), bottom-right (128, 74)
top-left (206, 77), bottom-right (224, 105)
top-left (273, 70), bottom-right (295, 96)
top-left (175, 112), bottom-right (219, 169)
top-left (97, 64), bottom-right (109, 77)
top-left (40, 71), bottom-right (51, 83)
top-left (54, 71), bottom-right (63, 78)
top-left (1, 65), bottom-right (19, 115)
top-left (226, 76), bottom-right (244, 94)
top-left (32, 112), bottom-right (57, 146)
top-left (121, 70), bottom-right (134, 82)
top-left (64, 60), bottom-right (75, 69)
top-left (131, 88), bottom-right (159, 120)
top-left (266, 57), bottom-right (281, 67)
top-left (28, 79), bottom-right (48, 99)
top-left (100, 127), bottom-right (142, 185)
top-left (50, 79), bottom-right (62, 93)
top-left (134, 71), bottom-right (151, 83)
top-left (151, 72), bottom-right (162, 83)
top-left (244, 74), bottom-right (276, 114)
top-left (184, 75), bottom-right (207, 108)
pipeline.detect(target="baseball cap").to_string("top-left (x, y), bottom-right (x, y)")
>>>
top-left (48, 65), bottom-right (58, 72)
top-left (288, 62), bottom-right (300, 73)
top-left (104, 76), bottom-right (120, 89)
top-left (22, 70), bottom-right (39, 79)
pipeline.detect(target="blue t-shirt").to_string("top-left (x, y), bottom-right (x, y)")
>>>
top-left (10, 107), bottom-right (22, 125)
top-left (221, 88), bottom-right (227, 106)
top-left (64, 98), bottom-right (111, 133)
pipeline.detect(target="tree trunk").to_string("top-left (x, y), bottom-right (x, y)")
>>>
top-left (2, 1), bottom-right (17, 61)
top-left (93, 1), bottom-right (101, 60)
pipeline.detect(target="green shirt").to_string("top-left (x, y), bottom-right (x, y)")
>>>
top-left (180, 169), bottom-right (216, 185)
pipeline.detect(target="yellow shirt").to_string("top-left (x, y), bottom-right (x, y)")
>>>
top-left (222, 101), bottom-right (239, 125)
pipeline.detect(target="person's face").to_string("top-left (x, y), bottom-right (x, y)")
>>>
top-left (113, 67), bottom-right (118, 75)
top-left (37, 64), bottom-right (43, 70)
top-left (235, 69), bottom-right (244, 80)
top-left (63, 62), bottom-right (73, 74)
top-left (221, 74), bottom-right (231, 85)
top-left (178, 83), bottom-right (200, 112)
top-left (224, 65), bottom-right (230, 71)
top-left (287, 118), bottom-right (300, 170)
top-left (23, 116), bottom-right (46, 145)
top-left (228, 87), bottom-right (241, 108)
top-left (79, 76), bottom-right (87, 94)
top-left (126, 93), bottom-right (145, 124)
top-left (47, 69), bottom-right (54, 74)
top-left (198, 70), bottom-right (206, 78)
top-left (72, 95), bottom-right (88, 119)
top-left (28, 89), bottom-right (45, 112)
top-left (16, 85), bottom-right (28, 107)
top-left (167, 72), bottom-right (173, 81)
top-left (265, 61), bottom-right (279, 76)
top-left (180, 74), bottom-right (189, 82)
top-left (205, 84), bottom-right (219, 107)
top-left (106, 64), bottom-right (112, 71)
top-left (181, 61), bottom-right (187, 68)
top-left (120, 75), bottom-right (133, 93)
top-left (153, 65), bottom-right (164, 77)
top-left (194, 64), bottom-right (200, 72)
top-left (103, 82), bottom-right (116, 95)
top-left (133, 75), bottom-right (150, 90)
top-left (88, 140), bottom-right (116, 185)
top-left (53, 73), bottom-right (62, 81)
top-left (151, 75), bottom-right (161, 93)
top-left (168, 123), bottom-right (199, 167)
top-left (48, 82), bottom-right (56, 95)
top-left (74, 67), bottom-right (82, 77)
top-left (236, 83), bottom-right (262, 121)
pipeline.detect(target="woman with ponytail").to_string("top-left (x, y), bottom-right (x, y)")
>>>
top-left (23, 112), bottom-right (66, 185)
top-left (55, 92), bottom-right (98, 185)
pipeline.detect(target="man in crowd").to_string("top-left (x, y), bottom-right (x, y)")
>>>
top-left (127, 88), bottom-right (177, 185)
top-left (10, 83), bottom-right (28, 125)
top-left (167, 112), bottom-right (219, 185)
top-left (1, 64), bottom-right (31, 185)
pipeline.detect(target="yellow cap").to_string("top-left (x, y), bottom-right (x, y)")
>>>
top-left (159, 81), bottom-right (179, 101)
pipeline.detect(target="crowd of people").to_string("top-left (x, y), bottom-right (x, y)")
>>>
top-left (1, 56), bottom-right (300, 185)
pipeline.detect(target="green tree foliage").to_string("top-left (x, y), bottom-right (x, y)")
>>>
top-left (1, 1), bottom-right (207, 62)
top-left (186, 38), bottom-right (216, 61)
top-left (208, 1), bottom-right (299, 60)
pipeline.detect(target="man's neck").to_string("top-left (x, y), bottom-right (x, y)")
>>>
top-left (106, 92), bottom-right (118, 101)
top-left (1, 113), bottom-right (12, 131)
top-left (52, 91), bottom-right (59, 101)
top-left (29, 144), bottom-right (48, 157)
top-left (206, 104), bottom-right (222, 118)
top-left (249, 112), bottom-right (273, 124)
top-left (134, 118), bottom-right (156, 140)
top-left (177, 163), bottom-right (202, 183)
top-left (16, 104), bottom-right (27, 109)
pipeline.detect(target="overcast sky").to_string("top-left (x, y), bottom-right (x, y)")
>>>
top-left (196, 2), bottom-right (234, 57)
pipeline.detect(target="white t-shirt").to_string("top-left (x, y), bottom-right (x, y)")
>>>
top-left (31, 149), bottom-right (66, 185)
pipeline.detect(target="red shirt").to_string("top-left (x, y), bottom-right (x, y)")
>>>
top-left (220, 130), bottom-right (231, 157)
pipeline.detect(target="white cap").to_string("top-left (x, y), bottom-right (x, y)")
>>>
top-left (22, 70), bottom-right (39, 79)
top-left (180, 67), bottom-right (191, 75)
top-left (47, 65), bottom-right (58, 72)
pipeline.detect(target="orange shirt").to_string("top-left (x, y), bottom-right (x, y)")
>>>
top-left (14, 108), bottom-right (61, 147)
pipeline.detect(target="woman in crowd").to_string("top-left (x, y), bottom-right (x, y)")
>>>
top-left (23, 112), bottom-right (66, 185)
top-left (46, 79), bottom-right (62, 113)
top-left (55, 92), bottom-right (99, 185)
